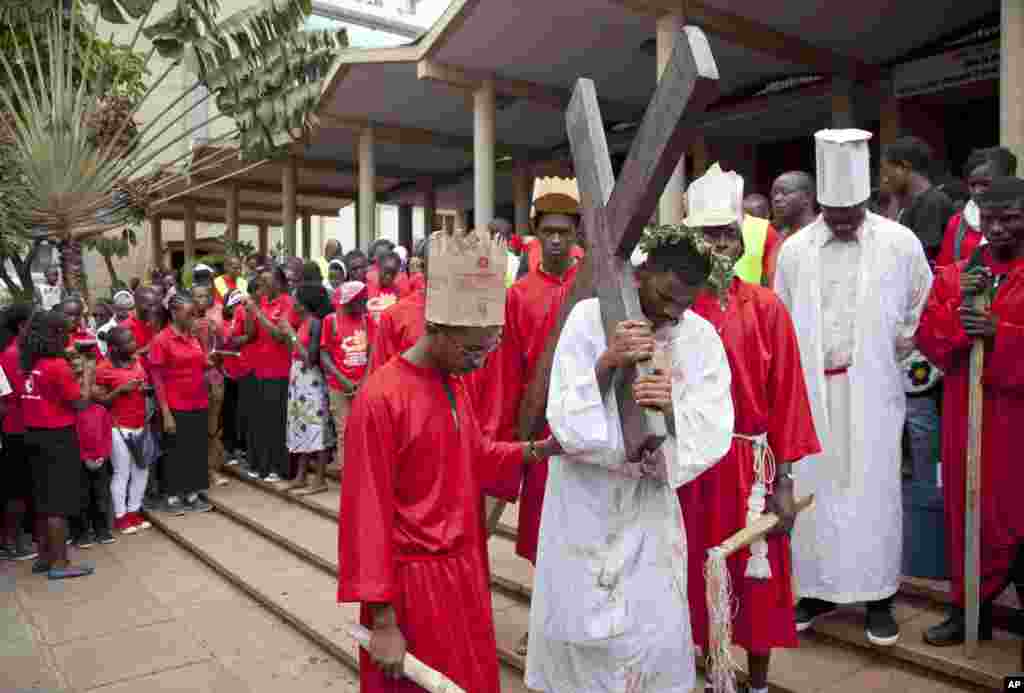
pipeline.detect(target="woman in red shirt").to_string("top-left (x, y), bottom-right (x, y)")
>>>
top-left (95, 327), bottom-right (152, 534)
top-left (148, 291), bottom-right (211, 515)
top-left (219, 289), bottom-right (250, 467)
top-left (19, 310), bottom-right (96, 579)
top-left (245, 266), bottom-right (294, 482)
top-left (282, 284), bottom-right (335, 494)
top-left (0, 304), bottom-right (34, 561)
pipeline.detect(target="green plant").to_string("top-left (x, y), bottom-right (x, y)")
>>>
top-left (83, 226), bottom-right (137, 291)
top-left (219, 231), bottom-right (254, 261)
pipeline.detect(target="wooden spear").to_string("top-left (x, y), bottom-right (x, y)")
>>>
top-left (346, 624), bottom-right (467, 693)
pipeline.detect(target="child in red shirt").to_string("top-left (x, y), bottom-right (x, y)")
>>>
top-left (71, 355), bottom-right (114, 548)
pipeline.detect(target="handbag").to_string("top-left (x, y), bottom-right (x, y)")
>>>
top-left (116, 426), bottom-right (161, 470)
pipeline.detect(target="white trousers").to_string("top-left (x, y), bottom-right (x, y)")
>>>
top-left (110, 427), bottom-right (148, 517)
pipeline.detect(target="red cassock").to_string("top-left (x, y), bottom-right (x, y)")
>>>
top-left (337, 357), bottom-right (524, 693)
top-left (680, 279), bottom-right (821, 653)
top-left (935, 211), bottom-right (983, 268)
top-left (368, 290), bottom-right (426, 373)
top-left (915, 249), bottom-right (1024, 606)
top-left (470, 265), bottom-right (578, 564)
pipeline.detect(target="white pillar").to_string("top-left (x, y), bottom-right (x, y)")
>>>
top-left (359, 127), bottom-right (376, 248)
top-left (474, 78), bottom-right (496, 229)
top-left (513, 160), bottom-right (532, 235)
top-left (1002, 0), bottom-right (1024, 164)
top-left (657, 12), bottom-right (686, 226)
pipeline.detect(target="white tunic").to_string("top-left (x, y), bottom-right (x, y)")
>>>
top-left (774, 212), bottom-right (932, 603)
top-left (525, 299), bottom-right (734, 693)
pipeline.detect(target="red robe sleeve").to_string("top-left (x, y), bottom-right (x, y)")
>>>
top-left (935, 214), bottom-right (961, 267)
top-left (988, 317), bottom-right (1024, 390)
top-left (464, 390), bottom-right (525, 503)
top-left (761, 224), bottom-right (781, 282)
top-left (764, 295), bottom-right (821, 462)
top-left (337, 389), bottom-right (399, 604)
top-left (368, 310), bottom-right (397, 374)
top-left (916, 264), bottom-right (972, 373)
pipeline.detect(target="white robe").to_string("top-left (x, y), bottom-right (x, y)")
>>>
top-left (774, 212), bottom-right (932, 603)
top-left (525, 299), bottom-right (734, 693)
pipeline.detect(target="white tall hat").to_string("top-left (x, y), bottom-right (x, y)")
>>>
top-left (815, 128), bottom-right (873, 207)
top-left (683, 163), bottom-right (743, 227)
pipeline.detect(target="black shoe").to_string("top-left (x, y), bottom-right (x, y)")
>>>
top-left (6, 541), bottom-right (38, 561)
top-left (795, 597), bottom-right (837, 632)
top-left (866, 603), bottom-right (900, 646)
top-left (96, 529), bottom-right (116, 545)
top-left (74, 531), bottom-right (96, 549)
top-left (164, 496), bottom-right (186, 516)
top-left (923, 606), bottom-right (994, 646)
top-left (185, 496), bottom-right (212, 513)
top-left (32, 559), bottom-right (51, 574)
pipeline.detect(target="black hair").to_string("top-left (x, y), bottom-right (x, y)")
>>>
top-left (344, 249), bottom-right (367, 265)
top-left (167, 289), bottom-right (194, 313)
top-left (378, 251), bottom-right (402, 270)
top-left (295, 282), bottom-right (332, 320)
top-left (964, 146), bottom-right (1019, 178)
top-left (0, 303), bottom-right (33, 350)
top-left (271, 264), bottom-right (288, 289)
top-left (413, 237), bottom-right (428, 258)
top-left (60, 295), bottom-right (84, 311)
top-left (883, 136), bottom-right (934, 175)
top-left (192, 269), bottom-right (214, 286)
top-left (935, 176), bottom-right (970, 206)
top-left (102, 325), bottom-right (132, 350)
top-left (19, 310), bottom-right (68, 372)
top-left (301, 261), bottom-right (324, 283)
top-left (370, 239), bottom-right (395, 255)
top-left (976, 176), bottom-right (1024, 208)
top-left (645, 240), bottom-right (712, 287)
top-left (248, 274), bottom-right (264, 294)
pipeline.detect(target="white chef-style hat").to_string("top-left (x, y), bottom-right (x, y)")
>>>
top-left (815, 129), bottom-right (873, 207)
top-left (683, 163), bottom-right (744, 228)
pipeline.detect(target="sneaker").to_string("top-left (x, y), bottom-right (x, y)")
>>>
top-left (922, 605), bottom-right (993, 646)
top-left (32, 559), bottom-right (51, 574)
top-left (114, 514), bottom-right (137, 535)
top-left (74, 531), bottom-right (96, 549)
top-left (129, 512), bottom-right (152, 530)
top-left (164, 496), bottom-right (186, 516)
top-left (48, 563), bottom-right (95, 580)
top-left (264, 473), bottom-right (282, 482)
top-left (866, 603), bottom-right (900, 646)
top-left (185, 497), bottom-right (212, 513)
top-left (8, 542), bottom-right (39, 561)
top-left (795, 597), bottom-right (838, 632)
top-left (225, 456), bottom-right (241, 467)
top-left (96, 530), bottom-right (116, 545)
top-left (246, 469), bottom-right (260, 479)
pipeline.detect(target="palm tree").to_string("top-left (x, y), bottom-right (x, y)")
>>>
top-left (0, 0), bottom-right (346, 298)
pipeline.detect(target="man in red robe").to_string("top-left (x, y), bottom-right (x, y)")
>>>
top-left (917, 176), bottom-right (1024, 646)
top-left (468, 192), bottom-right (581, 657)
top-left (369, 240), bottom-right (430, 373)
top-left (677, 165), bottom-right (821, 693)
top-left (338, 229), bottom-right (557, 693)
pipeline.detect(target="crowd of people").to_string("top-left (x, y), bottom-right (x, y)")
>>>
top-left (2, 126), bottom-right (1021, 693)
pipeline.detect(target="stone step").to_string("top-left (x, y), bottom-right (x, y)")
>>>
top-left (144, 502), bottom-right (535, 692)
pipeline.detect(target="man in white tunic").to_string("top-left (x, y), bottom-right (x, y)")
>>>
top-left (774, 129), bottom-right (933, 646)
top-left (525, 229), bottom-right (735, 693)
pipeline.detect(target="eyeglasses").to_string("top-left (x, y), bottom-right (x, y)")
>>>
top-left (439, 329), bottom-right (501, 360)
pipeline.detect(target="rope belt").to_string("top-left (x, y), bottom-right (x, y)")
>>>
top-left (825, 366), bottom-right (849, 377)
top-left (733, 432), bottom-right (775, 579)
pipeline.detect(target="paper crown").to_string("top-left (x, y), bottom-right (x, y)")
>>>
top-left (815, 128), bottom-right (873, 207)
top-left (426, 229), bottom-right (507, 327)
top-left (532, 177), bottom-right (580, 217)
top-left (683, 163), bottom-right (744, 228)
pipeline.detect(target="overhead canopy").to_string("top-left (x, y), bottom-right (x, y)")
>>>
top-left (300, 0), bottom-right (997, 210)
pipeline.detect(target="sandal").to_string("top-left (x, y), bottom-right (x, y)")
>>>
top-left (48, 564), bottom-right (95, 580)
top-left (515, 631), bottom-right (528, 657)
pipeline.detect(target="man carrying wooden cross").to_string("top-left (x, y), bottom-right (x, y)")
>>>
top-left (337, 230), bottom-right (558, 693)
top-left (775, 129), bottom-right (933, 646)
top-left (916, 176), bottom-right (1024, 647)
top-left (678, 163), bottom-right (821, 693)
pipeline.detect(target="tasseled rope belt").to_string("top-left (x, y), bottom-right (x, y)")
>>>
top-left (733, 432), bottom-right (776, 579)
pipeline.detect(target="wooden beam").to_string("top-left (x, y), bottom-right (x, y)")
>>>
top-left (612, 0), bottom-right (880, 80)
top-left (283, 157), bottom-right (297, 256)
top-left (417, 59), bottom-right (567, 111)
top-left (150, 215), bottom-right (163, 271)
top-left (171, 197), bottom-right (342, 218)
top-left (190, 176), bottom-right (356, 200)
top-left (258, 224), bottom-right (269, 256)
top-left (184, 200), bottom-right (197, 271)
top-left (419, 0), bottom-right (481, 61)
top-left (225, 182), bottom-right (239, 242)
top-left (301, 211), bottom-right (312, 259)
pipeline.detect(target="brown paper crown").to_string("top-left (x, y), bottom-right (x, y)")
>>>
top-left (533, 192), bottom-right (580, 217)
top-left (425, 229), bottom-right (508, 327)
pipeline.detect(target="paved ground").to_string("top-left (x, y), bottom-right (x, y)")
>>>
top-left (0, 528), bottom-right (360, 693)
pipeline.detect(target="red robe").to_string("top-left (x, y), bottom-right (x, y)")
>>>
top-left (935, 211), bottom-right (983, 267)
top-left (368, 290), bottom-right (425, 373)
top-left (469, 265), bottom-right (578, 564)
top-left (337, 356), bottom-right (524, 693)
top-left (680, 279), bottom-right (821, 652)
top-left (915, 249), bottom-right (1024, 606)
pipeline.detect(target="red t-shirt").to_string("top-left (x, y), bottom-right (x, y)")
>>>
top-left (0, 341), bottom-right (25, 434)
top-left (76, 403), bottom-right (113, 461)
top-left (252, 293), bottom-right (295, 379)
top-left (123, 315), bottom-right (156, 350)
top-left (321, 311), bottom-right (373, 389)
top-left (292, 318), bottom-right (313, 363)
top-left (66, 327), bottom-right (100, 360)
top-left (367, 283), bottom-right (404, 325)
top-left (21, 356), bottom-right (81, 429)
top-left (408, 272), bottom-right (425, 294)
top-left (148, 326), bottom-right (208, 411)
top-left (95, 358), bottom-right (148, 428)
top-left (221, 308), bottom-right (250, 379)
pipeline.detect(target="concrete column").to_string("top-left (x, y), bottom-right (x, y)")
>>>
top-left (1002, 0), bottom-right (1024, 163)
top-left (282, 158), bottom-right (297, 256)
top-left (657, 12), bottom-right (686, 225)
top-left (454, 209), bottom-right (468, 231)
top-left (225, 182), bottom-right (239, 242)
top-left (301, 211), bottom-right (312, 259)
top-left (359, 127), bottom-right (376, 247)
top-left (183, 199), bottom-right (196, 272)
top-left (398, 204), bottom-right (414, 255)
top-left (150, 215), bottom-right (163, 271)
top-left (473, 78), bottom-right (496, 229)
top-left (831, 77), bottom-right (855, 128)
top-left (258, 223), bottom-right (268, 257)
top-left (513, 161), bottom-right (532, 235)
top-left (419, 179), bottom-right (437, 234)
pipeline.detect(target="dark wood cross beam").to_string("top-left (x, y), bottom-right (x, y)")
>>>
top-left (517, 27), bottom-right (719, 461)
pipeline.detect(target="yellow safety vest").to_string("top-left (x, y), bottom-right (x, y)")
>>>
top-left (214, 274), bottom-right (247, 299)
top-left (733, 215), bottom-right (770, 284)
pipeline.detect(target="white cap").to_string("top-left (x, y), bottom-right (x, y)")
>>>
top-left (815, 129), bottom-right (873, 207)
top-left (683, 163), bottom-right (743, 227)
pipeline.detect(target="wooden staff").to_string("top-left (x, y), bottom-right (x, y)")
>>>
top-left (964, 285), bottom-right (988, 659)
top-left (346, 624), bottom-right (467, 693)
top-left (704, 494), bottom-right (814, 693)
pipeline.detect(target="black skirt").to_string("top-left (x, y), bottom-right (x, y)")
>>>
top-left (1, 432), bottom-right (31, 504)
top-left (238, 374), bottom-right (258, 457)
top-left (251, 378), bottom-right (289, 478)
top-left (162, 408), bottom-right (209, 497)
top-left (25, 426), bottom-right (81, 516)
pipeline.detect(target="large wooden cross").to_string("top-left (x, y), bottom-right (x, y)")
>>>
top-left (516, 26), bottom-right (719, 459)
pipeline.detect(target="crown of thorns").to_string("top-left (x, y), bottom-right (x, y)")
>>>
top-left (638, 224), bottom-right (735, 299)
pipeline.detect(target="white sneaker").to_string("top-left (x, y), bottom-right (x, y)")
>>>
top-left (225, 457), bottom-right (240, 466)
top-left (265, 473), bottom-right (282, 482)
top-left (246, 470), bottom-right (260, 479)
